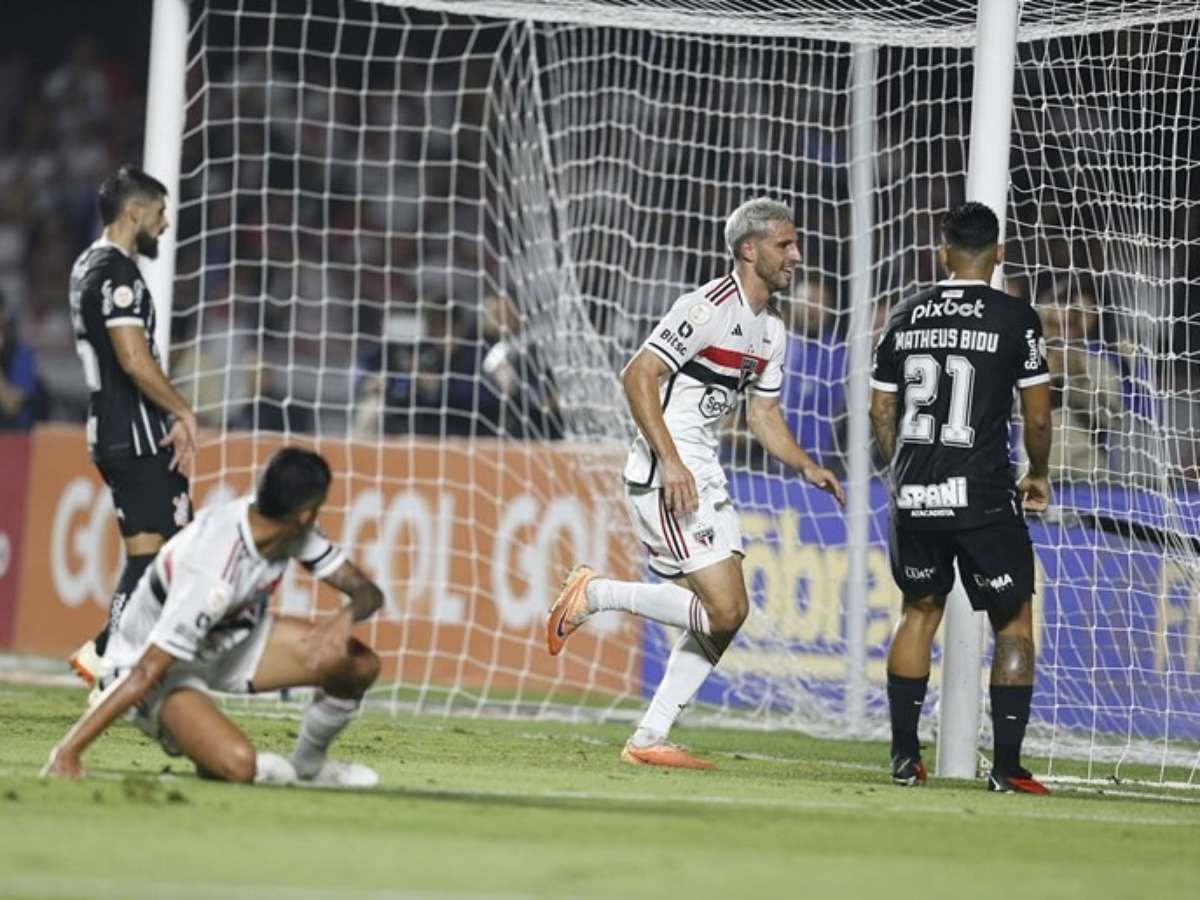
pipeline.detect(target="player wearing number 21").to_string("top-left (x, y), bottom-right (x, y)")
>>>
top-left (869, 202), bottom-right (1053, 794)
top-left (548, 198), bottom-right (845, 768)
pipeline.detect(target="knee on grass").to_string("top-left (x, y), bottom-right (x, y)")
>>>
top-left (198, 741), bottom-right (257, 784)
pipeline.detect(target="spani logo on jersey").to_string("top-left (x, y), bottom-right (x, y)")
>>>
top-left (910, 297), bottom-right (985, 323)
top-left (896, 477), bottom-right (968, 517)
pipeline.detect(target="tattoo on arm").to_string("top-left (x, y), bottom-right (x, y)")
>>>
top-left (870, 393), bottom-right (898, 464)
top-left (991, 634), bottom-right (1036, 686)
top-left (322, 560), bottom-right (384, 622)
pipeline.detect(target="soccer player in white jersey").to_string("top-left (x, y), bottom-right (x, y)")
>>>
top-left (547, 198), bottom-right (845, 768)
top-left (43, 448), bottom-right (385, 787)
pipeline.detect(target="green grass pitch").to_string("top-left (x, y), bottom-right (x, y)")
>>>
top-left (1, 681), bottom-right (1198, 899)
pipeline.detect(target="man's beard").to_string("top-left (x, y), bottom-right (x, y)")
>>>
top-left (757, 262), bottom-right (790, 292)
top-left (135, 230), bottom-right (159, 259)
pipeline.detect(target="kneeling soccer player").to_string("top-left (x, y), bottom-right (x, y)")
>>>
top-left (44, 447), bottom-right (385, 787)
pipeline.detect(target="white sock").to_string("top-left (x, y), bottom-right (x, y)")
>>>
top-left (291, 692), bottom-right (360, 778)
top-left (254, 751), bottom-right (297, 785)
top-left (631, 631), bottom-right (721, 745)
top-left (587, 579), bottom-right (711, 634)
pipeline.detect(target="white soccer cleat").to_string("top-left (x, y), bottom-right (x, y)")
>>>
top-left (297, 758), bottom-right (379, 789)
top-left (254, 752), bottom-right (298, 786)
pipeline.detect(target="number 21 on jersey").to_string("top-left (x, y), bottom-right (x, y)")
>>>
top-left (899, 354), bottom-right (976, 447)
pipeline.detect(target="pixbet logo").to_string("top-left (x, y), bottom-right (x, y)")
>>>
top-left (911, 297), bottom-right (984, 323)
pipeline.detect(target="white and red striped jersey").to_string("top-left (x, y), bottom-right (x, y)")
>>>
top-left (105, 496), bottom-right (346, 668)
top-left (624, 272), bottom-right (786, 489)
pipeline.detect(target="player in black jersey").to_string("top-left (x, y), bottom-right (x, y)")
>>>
top-left (869, 202), bottom-right (1052, 794)
top-left (66, 167), bottom-right (198, 686)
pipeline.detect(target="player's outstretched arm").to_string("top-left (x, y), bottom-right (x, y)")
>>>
top-left (620, 349), bottom-right (697, 514)
top-left (747, 393), bottom-right (845, 506)
top-left (42, 645), bottom-right (175, 779)
top-left (1018, 382), bottom-right (1052, 512)
top-left (109, 324), bottom-right (198, 475)
top-left (305, 559), bottom-right (385, 672)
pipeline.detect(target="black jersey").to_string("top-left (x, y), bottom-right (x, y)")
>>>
top-left (871, 279), bottom-right (1050, 531)
top-left (68, 239), bottom-right (170, 460)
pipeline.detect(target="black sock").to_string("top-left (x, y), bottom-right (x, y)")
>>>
top-left (95, 554), bottom-right (155, 656)
top-left (887, 672), bottom-right (928, 759)
top-left (990, 684), bottom-right (1033, 774)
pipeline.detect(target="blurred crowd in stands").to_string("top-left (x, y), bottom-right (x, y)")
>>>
top-left (2, 10), bottom-right (1198, 492)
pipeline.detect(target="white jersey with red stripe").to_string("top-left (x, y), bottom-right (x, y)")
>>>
top-left (624, 272), bottom-right (786, 489)
top-left (104, 496), bottom-right (347, 669)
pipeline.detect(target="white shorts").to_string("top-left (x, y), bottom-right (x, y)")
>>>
top-left (97, 614), bottom-right (275, 756)
top-left (625, 479), bottom-right (742, 578)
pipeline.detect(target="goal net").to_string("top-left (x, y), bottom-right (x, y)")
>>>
top-left (167, 0), bottom-right (1200, 782)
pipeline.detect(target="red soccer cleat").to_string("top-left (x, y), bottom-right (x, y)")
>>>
top-left (987, 766), bottom-right (1050, 795)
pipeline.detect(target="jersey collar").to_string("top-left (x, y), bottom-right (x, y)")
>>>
top-left (937, 278), bottom-right (989, 286)
top-left (731, 271), bottom-right (763, 312)
top-left (94, 235), bottom-right (134, 259)
top-left (238, 496), bottom-right (266, 563)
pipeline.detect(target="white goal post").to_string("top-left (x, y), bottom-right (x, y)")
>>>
top-left (144, 0), bottom-right (1200, 785)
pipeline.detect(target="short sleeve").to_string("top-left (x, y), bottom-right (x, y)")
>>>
top-left (101, 261), bottom-right (149, 330)
top-left (1016, 306), bottom-right (1050, 389)
top-left (751, 318), bottom-right (786, 396)
top-left (146, 565), bottom-right (232, 662)
top-left (298, 526), bottom-right (348, 580)
top-left (870, 324), bottom-right (899, 393)
top-left (641, 290), bottom-right (726, 372)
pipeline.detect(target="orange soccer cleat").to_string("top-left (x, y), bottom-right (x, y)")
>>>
top-left (620, 739), bottom-right (715, 771)
top-left (546, 564), bottom-right (598, 656)
top-left (67, 640), bottom-right (100, 687)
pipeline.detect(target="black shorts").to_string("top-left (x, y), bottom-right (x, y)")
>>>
top-left (95, 453), bottom-right (192, 539)
top-left (889, 517), bottom-right (1034, 615)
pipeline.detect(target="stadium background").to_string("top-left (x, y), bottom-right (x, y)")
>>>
top-left (0, 0), bottom-right (1197, 751)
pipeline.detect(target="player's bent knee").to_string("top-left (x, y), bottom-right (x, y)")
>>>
top-left (324, 639), bottom-right (379, 696)
top-left (709, 604), bottom-right (747, 635)
top-left (356, 642), bottom-right (381, 688)
top-left (207, 741), bottom-right (256, 784)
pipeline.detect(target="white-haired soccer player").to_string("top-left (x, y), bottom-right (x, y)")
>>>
top-left (43, 447), bottom-right (384, 787)
top-left (547, 198), bottom-right (845, 768)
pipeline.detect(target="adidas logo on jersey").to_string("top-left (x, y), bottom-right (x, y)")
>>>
top-left (732, 324), bottom-right (743, 336)
top-left (911, 297), bottom-right (985, 323)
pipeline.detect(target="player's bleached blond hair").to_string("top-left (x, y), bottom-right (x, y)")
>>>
top-left (724, 198), bottom-right (794, 261)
